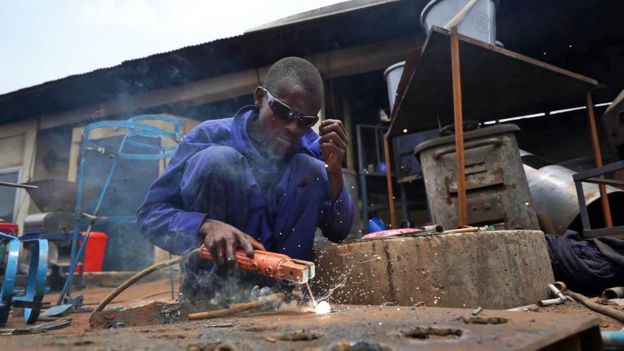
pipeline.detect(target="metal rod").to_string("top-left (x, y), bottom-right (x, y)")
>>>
top-left (383, 134), bottom-right (397, 228)
top-left (356, 125), bottom-right (369, 230)
top-left (0, 181), bottom-right (38, 189)
top-left (583, 177), bottom-right (624, 187)
top-left (574, 180), bottom-right (591, 232)
top-left (305, 282), bottom-right (317, 308)
top-left (585, 92), bottom-right (612, 228)
top-left (168, 253), bottom-right (175, 300)
top-left (451, 27), bottom-right (467, 226)
top-left (400, 183), bottom-right (408, 224)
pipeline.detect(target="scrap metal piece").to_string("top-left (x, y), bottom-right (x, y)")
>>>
top-left (603, 287), bottom-right (624, 299)
top-left (0, 234), bottom-right (20, 324)
top-left (11, 239), bottom-right (49, 324)
top-left (41, 304), bottom-right (73, 317)
top-left (89, 301), bottom-right (182, 328)
top-left (0, 317), bottom-right (71, 335)
top-left (200, 246), bottom-right (315, 283)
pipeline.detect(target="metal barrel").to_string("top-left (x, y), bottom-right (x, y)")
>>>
top-left (521, 150), bottom-right (624, 234)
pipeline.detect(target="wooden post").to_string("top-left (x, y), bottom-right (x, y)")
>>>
top-left (585, 92), bottom-right (613, 228)
top-left (383, 134), bottom-right (397, 228)
top-left (450, 28), bottom-right (467, 226)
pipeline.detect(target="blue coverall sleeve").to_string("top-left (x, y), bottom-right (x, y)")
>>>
top-left (319, 183), bottom-right (356, 242)
top-left (136, 135), bottom-right (209, 255)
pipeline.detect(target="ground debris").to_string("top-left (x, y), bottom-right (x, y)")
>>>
top-left (331, 340), bottom-right (393, 351)
top-left (89, 301), bottom-right (182, 328)
top-left (269, 329), bottom-right (324, 341)
top-left (185, 342), bottom-right (236, 351)
top-left (401, 326), bottom-right (463, 339)
top-left (458, 316), bottom-right (509, 324)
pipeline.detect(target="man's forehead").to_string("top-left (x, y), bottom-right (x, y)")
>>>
top-left (273, 80), bottom-right (322, 101)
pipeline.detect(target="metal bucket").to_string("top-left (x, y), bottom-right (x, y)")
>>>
top-left (414, 124), bottom-right (539, 230)
top-left (421, 0), bottom-right (497, 44)
top-left (521, 151), bottom-right (624, 233)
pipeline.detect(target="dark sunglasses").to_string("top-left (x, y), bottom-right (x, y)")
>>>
top-left (262, 87), bottom-right (319, 128)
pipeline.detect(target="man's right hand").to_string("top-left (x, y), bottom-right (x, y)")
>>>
top-left (199, 219), bottom-right (266, 269)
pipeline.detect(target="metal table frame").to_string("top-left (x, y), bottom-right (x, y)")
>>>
top-left (384, 26), bottom-right (607, 229)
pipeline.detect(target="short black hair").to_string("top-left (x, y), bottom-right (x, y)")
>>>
top-left (263, 57), bottom-right (324, 101)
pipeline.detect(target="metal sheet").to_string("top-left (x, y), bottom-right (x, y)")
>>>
top-left (4, 306), bottom-right (602, 350)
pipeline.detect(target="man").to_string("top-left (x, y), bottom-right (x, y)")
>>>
top-left (137, 57), bottom-right (355, 302)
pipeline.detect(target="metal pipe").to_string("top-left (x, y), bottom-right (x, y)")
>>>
top-left (450, 27), bottom-right (467, 226)
top-left (383, 134), bottom-right (397, 228)
top-left (586, 92), bottom-right (613, 228)
top-left (0, 181), bottom-right (38, 189)
top-left (603, 287), bottom-right (624, 299)
top-left (539, 297), bottom-right (565, 307)
top-left (601, 331), bottom-right (624, 347)
top-left (521, 151), bottom-right (624, 234)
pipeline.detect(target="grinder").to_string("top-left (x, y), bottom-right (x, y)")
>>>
top-left (199, 245), bottom-right (315, 283)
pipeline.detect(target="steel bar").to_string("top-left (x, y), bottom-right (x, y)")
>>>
top-left (583, 177), bottom-right (624, 187)
top-left (564, 289), bottom-right (624, 323)
top-left (573, 160), bottom-right (624, 180)
top-left (574, 178), bottom-right (592, 231)
top-left (187, 293), bottom-right (285, 321)
top-left (0, 181), bottom-right (38, 189)
top-left (383, 134), bottom-right (397, 228)
top-left (450, 27), bottom-right (467, 226)
top-left (585, 92), bottom-right (612, 228)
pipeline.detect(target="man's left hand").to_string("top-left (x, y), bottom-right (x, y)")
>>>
top-left (319, 119), bottom-right (349, 199)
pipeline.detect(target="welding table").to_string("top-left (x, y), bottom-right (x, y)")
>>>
top-left (385, 26), bottom-right (604, 229)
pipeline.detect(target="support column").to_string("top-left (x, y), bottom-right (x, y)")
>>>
top-left (383, 134), bottom-right (397, 228)
top-left (585, 92), bottom-right (613, 228)
top-left (451, 28), bottom-right (467, 226)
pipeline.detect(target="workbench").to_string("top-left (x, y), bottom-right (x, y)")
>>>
top-left (384, 26), bottom-right (608, 229)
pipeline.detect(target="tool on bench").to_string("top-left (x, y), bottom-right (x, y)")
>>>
top-left (199, 245), bottom-right (315, 284)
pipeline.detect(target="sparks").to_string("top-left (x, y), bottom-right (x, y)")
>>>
top-left (315, 301), bottom-right (331, 315)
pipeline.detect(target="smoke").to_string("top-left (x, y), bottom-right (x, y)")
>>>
top-left (179, 254), bottom-right (289, 311)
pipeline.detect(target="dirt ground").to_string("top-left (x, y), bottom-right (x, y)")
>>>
top-left (1, 278), bottom-right (622, 350)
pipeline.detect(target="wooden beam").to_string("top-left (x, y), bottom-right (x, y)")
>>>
top-left (38, 36), bottom-right (418, 130)
top-left (451, 28), bottom-right (467, 227)
top-left (586, 92), bottom-right (613, 228)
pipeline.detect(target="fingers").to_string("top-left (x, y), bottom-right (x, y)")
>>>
top-left (200, 219), bottom-right (267, 268)
top-left (236, 232), bottom-right (255, 258)
top-left (320, 120), bottom-right (349, 143)
top-left (225, 237), bottom-right (237, 269)
top-left (321, 141), bottom-right (346, 160)
top-left (319, 131), bottom-right (348, 150)
top-left (244, 234), bottom-right (266, 252)
top-left (214, 237), bottom-right (226, 267)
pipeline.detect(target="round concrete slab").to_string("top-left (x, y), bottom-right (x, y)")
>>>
top-left (314, 230), bottom-right (554, 309)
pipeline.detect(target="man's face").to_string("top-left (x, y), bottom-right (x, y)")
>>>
top-left (252, 81), bottom-right (322, 159)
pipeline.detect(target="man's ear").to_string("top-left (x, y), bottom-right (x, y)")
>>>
top-left (253, 86), bottom-right (264, 108)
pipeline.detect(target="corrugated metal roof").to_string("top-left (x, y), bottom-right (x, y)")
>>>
top-left (0, 0), bottom-right (421, 124)
top-left (1, 0), bottom-right (623, 125)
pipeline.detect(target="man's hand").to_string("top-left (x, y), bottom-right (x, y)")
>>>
top-left (199, 219), bottom-right (266, 269)
top-left (319, 119), bottom-right (349, 200)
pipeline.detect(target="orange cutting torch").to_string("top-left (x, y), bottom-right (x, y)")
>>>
top-left (199, 245), bottom-right (315, 284)
top-left (199, 245), bottom-right (319, 306)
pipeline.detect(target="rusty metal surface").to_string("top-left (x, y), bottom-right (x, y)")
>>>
top-left (314, 230), bottom-right (554, 309)
top-left (2, 305), bottom-right (602, 350)
top-left (415, 125), bottom-right (539, 230)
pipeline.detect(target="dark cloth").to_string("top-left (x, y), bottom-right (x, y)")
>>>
top-left (545, 232), bottom-right (624, 294)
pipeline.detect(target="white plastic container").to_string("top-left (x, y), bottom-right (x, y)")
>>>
top-left (421, 0), bottom-right (497, 44)
top-left (383, 61), bottom-right (405, 111)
